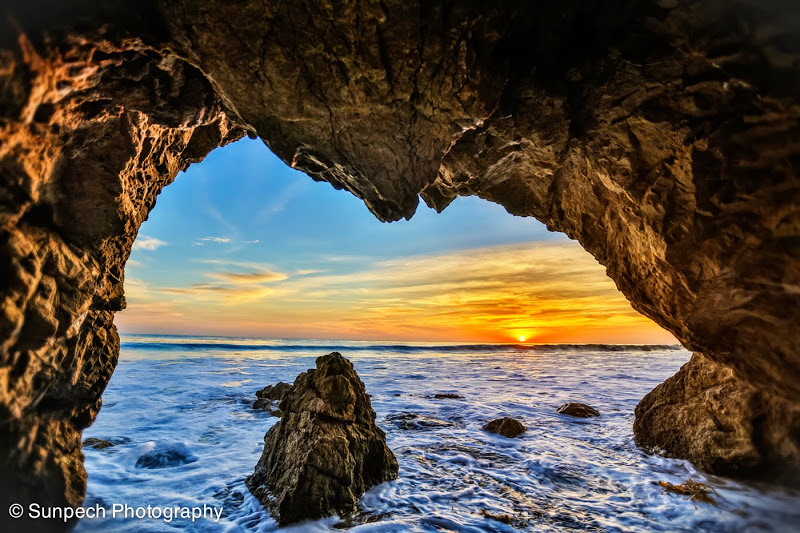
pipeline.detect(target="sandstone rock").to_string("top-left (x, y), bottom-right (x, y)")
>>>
top-left (253, 382), bottom-right (292, 416)
top-left (483, 417), bottom-right (527, 438)
top-left (557, 403), bottom-right (600, 418)
top-left (0, 0), bottom-right (799, 516)
top-left (635, 353), bottom-right (800, 482)
top-left (245, 353), bottom-right (398, 524)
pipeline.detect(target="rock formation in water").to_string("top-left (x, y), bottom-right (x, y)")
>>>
top-left (0, 0), bottom-right (798, 519)
top-left (253, 382), bottom-right (292, 416)
top-left (245, 352), bottom-right (398, 524)
top-left (557, 403), bottom-right (601, 418)
top-left (484, 417), bottom-right (527, 438)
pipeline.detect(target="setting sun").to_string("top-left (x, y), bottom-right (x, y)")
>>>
top-left (519, 335), bottom-right (526, 342)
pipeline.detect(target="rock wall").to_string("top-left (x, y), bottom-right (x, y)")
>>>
top-left (0, 0), bottom-right (798, 518)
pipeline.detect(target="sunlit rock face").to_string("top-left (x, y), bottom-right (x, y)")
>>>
top-left (0, 0), bottom-right (798, 517)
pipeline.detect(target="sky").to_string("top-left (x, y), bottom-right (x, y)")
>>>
top-left (117, 138), bottom-right (676, 344)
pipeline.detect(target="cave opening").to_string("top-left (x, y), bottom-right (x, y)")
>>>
top-left (117, 137), bottom-right (676, 345)
top-left (73, 138), bottom-right (723, 530)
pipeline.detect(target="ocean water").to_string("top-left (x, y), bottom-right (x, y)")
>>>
top-left (76, 335), bottom-right (800, 532)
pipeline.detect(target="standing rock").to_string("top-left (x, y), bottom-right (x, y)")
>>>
top-left (246, 353), bottom-right (398, 524)
top-left (557, 403), bottom-right (600, 418)
top-left (484, 417), bottom-right (527, 438)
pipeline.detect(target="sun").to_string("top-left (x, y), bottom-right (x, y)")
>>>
top-left (519, 335), bottom-right (526, 342)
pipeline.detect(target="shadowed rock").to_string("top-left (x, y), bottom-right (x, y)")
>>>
top-left (484, 417), bottom-right (527, 438)
top-left (558, 403), bottom-right (600, 418)
top-left (253, 382), bottom-right (292, 416)
top-left (245, 353), bottom-right (398, 524)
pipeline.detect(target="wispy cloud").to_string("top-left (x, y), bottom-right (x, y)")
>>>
top-left (133, 235), bottom-right (167, 251)
top-left (118, 240), bottom-right (676, 343)
top-left (196, 236), bottom-right (231, 244)
top-left (194, 237), bottom-right (260, 246)
top-left (208, 270), bottom-right (288, 284)
top-left (151, 267), bottom-right (289, 305)
top-left (162, 283), bottom-right (277, 304)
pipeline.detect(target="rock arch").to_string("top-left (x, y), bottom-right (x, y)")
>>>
top-left (1, 0), bottom-right (798, 516)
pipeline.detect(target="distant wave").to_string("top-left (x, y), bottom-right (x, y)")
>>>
top-left (120, 340), bottom-right (682, 354)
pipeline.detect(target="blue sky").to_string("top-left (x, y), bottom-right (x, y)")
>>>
top-left (118, 138), bottom-right (674, 344)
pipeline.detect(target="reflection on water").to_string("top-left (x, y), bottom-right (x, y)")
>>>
top-left (77, 336), bottom-right (800, 532)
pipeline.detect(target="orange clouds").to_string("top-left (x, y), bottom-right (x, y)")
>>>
top-left (116, 241), bottom-right (676, 344)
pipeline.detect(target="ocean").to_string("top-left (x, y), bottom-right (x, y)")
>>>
top-left (76, 335), bottom-right (799, 532)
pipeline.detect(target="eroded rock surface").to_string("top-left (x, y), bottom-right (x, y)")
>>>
top-left (245, 353), bottom-right (398, 524)
top-left (635, 353), bottom-right (800, 483)
top-left (0, 0), bottom-right (798, 517)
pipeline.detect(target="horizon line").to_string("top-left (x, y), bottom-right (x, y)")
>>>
top-left (117, 331), bottom-right (683, 348)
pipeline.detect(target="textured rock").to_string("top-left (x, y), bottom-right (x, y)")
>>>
top-left (484, 417), bottom-right (527, 438)
top-left (253, 382), bottom-right (292, 415)
top-left (557, 403), bottom-right (601, 418)
top-left (245, 353), bottom-right (398, 524)
top-left (0, 0), bottom-right (798, 517)
top-left (635, 353), bottom-right (800, 483)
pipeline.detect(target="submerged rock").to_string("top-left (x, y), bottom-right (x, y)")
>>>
top-left (557, 403), bottom-right (600, 418)
top-left (246, 352), bottom-right (398, 524)
top-left (433, 393), bottom-right (465, 399)
top-left (82, 438), bottom-right (114, 450)
top-left (386, 412), bottom-right (458, 431)
top-left (253, 381), bottom-right (292, 416)
top-left (135, 443), bottom-right (198, 469)
top-left (82, 436), bottom-right (131, 450)
top-left (483, 417), bottom-right (527, 438)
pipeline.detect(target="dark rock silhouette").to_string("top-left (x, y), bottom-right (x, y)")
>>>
top-left (246, 353), bottom-right (398, 524)
top-left (484, 417), bottom-right (527, 438)
top-left (433, 393), bottom-right (464, 399)
top-left (557, 403), bottom-right (600, 418)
